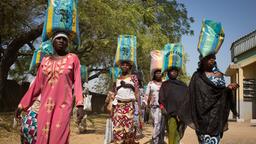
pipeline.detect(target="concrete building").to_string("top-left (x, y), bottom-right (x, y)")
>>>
top-left (226, 30), bottom-right (256, 123)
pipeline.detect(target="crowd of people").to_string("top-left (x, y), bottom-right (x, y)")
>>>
top-left (12, 1), bottom-right (241, 143)
top-left (13, 33), bottom-right (240, 144)
top-left (105, 54), bottom-right (239, 144)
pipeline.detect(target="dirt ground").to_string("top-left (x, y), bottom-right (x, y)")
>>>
top-left (1, 113), bottom-right (256, 144)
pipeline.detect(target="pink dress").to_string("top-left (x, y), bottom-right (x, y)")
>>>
top-left (19, 53), bottom-right (83, 144)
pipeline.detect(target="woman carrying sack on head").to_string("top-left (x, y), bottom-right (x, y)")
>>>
top-left (15, 32), bottom-right (84, 144)
top-left (181, 54), bottom-right (239, 144)
top-left (112, 61), bottom-right (141, 144)
top-left (159, 68), bottom-right (187, 144)
top-left (179, 19), bottom-right (239, 144)
top-left (144, 69), bottom-right (163, 144)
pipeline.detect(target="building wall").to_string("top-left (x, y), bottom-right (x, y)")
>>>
top-left (243, 62), bottom-right (256, 119)
top-left (240, 101), bottom-right (252, 121)
top-left (228, 31), bottom-right (256, 121)
top-left (243, 62), bottom-right (256, 79)
top-left (237, 62), bottom-right (256, 121)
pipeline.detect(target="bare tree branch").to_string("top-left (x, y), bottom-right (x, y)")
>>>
top-left (17, 52), bottom-right (33, 56)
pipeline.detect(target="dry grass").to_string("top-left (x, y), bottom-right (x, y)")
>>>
top-left (0, 112), bottom-right (20, 144)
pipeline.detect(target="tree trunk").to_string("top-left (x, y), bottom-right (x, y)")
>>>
top-left (0, 24), bottom-right (43, 100)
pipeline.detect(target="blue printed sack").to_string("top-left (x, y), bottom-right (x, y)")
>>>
top-left (114, 35), bottom-right (137, 68)
top-left (198, 19), bottom-right (224, 58)
top-left (109, 67), bottom-right (122, 82)
top-left (42, 0), bottom-right (80, 44)
top-left (162, 43), bottom-right (184, 72)
top-left (29, 41), bottom-right (53, 71)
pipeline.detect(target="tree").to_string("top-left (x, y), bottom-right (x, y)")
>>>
top-left (0, 0), bottom-right (194, 99)
top-left (77, 0), bottom-right (193, 87)
top-left (0, 0), bottom-right (46, 99)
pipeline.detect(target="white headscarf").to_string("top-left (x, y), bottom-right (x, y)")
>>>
top-left (52, 32), bottom-right (69, 42)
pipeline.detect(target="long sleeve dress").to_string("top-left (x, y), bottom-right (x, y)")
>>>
top-left (18, 53), bottom-right (83, 144)
top-left (144, 81), bottom-right (162, 144)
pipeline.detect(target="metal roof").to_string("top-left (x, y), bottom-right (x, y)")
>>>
top-left (231, 30), bottom-right (256, 61)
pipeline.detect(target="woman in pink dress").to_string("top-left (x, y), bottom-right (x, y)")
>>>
top-left (15, 32), bottom-right (84, 144)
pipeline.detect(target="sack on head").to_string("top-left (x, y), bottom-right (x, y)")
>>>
top-left (162, 43), bottom-right (184, 72)
top-left (29, 41), bottom-right (53, 72)
top-left (150, 50), bottom-right (163, 77)
top-left (114, 35), bottom-right (137, 68)
top-left (109, 67), bottom-right (122, 82)
top-left (197, 19), bottom-right (224, 58)
top-left (42, 0), bottom-right (80, 45)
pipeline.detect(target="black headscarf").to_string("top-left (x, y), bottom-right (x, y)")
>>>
top-left (178, 70), bottom-right (237, 136)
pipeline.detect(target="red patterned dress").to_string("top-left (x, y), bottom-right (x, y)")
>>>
top-left (18, 53), bottom-right (83, 144)
top-left (112, 75), bottom-right (139, 143)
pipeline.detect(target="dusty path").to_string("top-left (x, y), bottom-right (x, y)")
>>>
top-left (1, 113), bottom-right (256, 144)
top-left (71, 116), bottom-right (256, 144)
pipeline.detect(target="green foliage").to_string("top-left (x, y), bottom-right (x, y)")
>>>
top-left (1, 0), bottom-right (194, 88)
top-left (8, 44), bottom-right (39, 81)
top-left (0, 0), bottom-right (46, 42)
top-left (77, 0), bottom-right (194, 83)
top-left (9, 55), bottom-right (32, 82)
top-left (0, 1), bottom-right (46, 81)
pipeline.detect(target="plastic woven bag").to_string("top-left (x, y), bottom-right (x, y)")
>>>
top-left (29, 41), bottom-right (53, 72)
top-left (29, 49), bottom-right (45, 71)
top-left (42, 0), bottom-right (80, 44)
top-left (114, 35), bottom-right (137, 67)
top-left (162, 43), bottom-right (184, 72)
top-left (198, 19), bottom-right (225, 58)
top-left (41, 40), bottom-right (54, 55)
top-left (108, 67), bottom-right (122, 82)
top-left (150, 50), bottom-right (163, 76)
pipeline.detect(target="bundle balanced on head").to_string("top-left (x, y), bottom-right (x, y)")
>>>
top-left (179, 19), bottom-right (239, 144)
top-left (15, 0), bottom-right (84, 144)
top-left (156, 43), bottom-right (188, 144)
top-left (143, 50), bottom-right (164, 144)
top-left (111, 35), bottom-right (141, 144)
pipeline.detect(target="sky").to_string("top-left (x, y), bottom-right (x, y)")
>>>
top-left (178, 0), bottom-right (256, 76)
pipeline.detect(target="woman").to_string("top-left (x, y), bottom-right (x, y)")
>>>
top-left (15, 32), bottom-right (84, 144)
top-left (112, 61), bottom-right (140, 144)
top-left (159, 68), bottom-right (187, 144)
top-left (144, 69), bottom-right (162, 144)
top-left (183, 54), bottom-right (239, 144)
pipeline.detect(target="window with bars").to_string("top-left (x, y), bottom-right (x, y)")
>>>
top-left (243, 79), bottom-right (256, 101)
